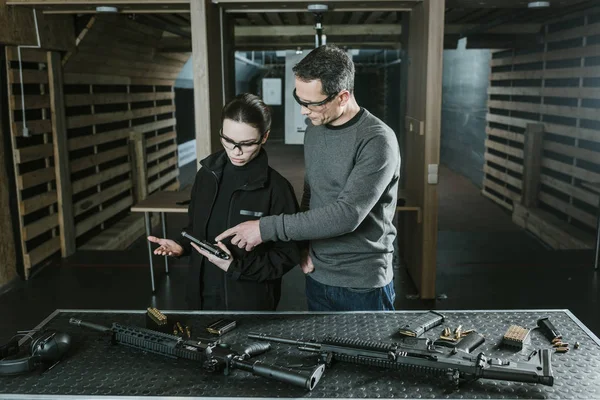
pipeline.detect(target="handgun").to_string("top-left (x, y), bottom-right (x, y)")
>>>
top-left (181, 231), bottom-right (230, 260)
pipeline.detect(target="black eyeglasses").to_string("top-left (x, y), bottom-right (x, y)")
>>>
top-left (219, 130), bottom-right (264, 151)
top-left (292, 88), bottom-right (339, 109)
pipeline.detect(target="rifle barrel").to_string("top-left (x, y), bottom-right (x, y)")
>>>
top-left (69, 318), bottom-right (111, 333)
top-left (248, 332), bottom-right (311, 347)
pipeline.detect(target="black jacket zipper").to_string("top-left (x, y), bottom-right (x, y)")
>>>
top-left (204, 169), bottom-right (226, 310)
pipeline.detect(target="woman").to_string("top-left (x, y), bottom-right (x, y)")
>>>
top-left (147, 93), bottom-right (300, 310)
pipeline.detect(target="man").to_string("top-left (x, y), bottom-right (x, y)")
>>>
top-left (216, 44), bottom-right (401, 311)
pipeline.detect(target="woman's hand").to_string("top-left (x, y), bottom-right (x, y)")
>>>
top-left (300, 247), bottom-right (314, 274)
top-left (147, 236), bottom-right (184, 257)
top-left (191, 241), bottom-right (233, 272)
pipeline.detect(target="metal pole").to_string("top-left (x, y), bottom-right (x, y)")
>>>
top-left (161, 212), bottom-right (169, 274)
top-left (595, 202), bottom-right (599, 270)
top-left (315, 24), bottom-right (323, 47)
top-left (145, 212), bottom-right (156, 293)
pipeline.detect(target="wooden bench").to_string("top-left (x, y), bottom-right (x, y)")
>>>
top-left (396, 188), bottom-right (422, 223)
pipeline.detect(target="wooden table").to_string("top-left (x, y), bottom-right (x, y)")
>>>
top-left (582, 181), bottom-right (600, 270)
top-left (131, 189), bottom-right (191, 292)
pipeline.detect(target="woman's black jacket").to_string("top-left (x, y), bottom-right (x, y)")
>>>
top-left (176, 149), bottom-right (300, 310)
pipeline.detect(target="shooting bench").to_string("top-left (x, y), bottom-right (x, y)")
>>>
top-left (1, 309), bottom-right (599, 399)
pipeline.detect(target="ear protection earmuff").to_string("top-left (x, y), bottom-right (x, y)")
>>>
top-left (0, 330), bottom-right (71, 376)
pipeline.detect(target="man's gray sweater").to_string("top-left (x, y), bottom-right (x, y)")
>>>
top-left (260, 108), bottom-right (401, 288)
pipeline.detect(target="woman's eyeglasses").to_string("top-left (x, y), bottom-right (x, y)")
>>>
top-left (219, 130), bottom-right (264, 151)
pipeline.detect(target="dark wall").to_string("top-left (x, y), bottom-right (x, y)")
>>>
top-left (174, 88), bottom-right (196, 188)
top-left (354, 64), bottom-right (402, 137)
top-left (354, 67), bottom-right (384, 123)
top-left (383, 62), bottom-right (403, 140)
top-left (440, 49), bottom-right (491, 187)
top-left (174, 88), bottom-right (195, 145)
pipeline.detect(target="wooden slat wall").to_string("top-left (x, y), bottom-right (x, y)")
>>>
top-left (63, 14), bottom-right (182, 248)
top-left (5, 48), bottom-right (61, 278)
top-left (4, 14), bottom-right (188, 276)
top-left (484, 11), bottom-right (600, 248)
top-left (64, 80), bottom-right (179, 248)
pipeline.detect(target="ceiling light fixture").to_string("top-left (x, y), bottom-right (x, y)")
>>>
top-left (527, 1), bottom-right (550, 8)
top-left (308, 4), bottom-right (328, 48)
top-left (96, 6), bottom-right (119, 13)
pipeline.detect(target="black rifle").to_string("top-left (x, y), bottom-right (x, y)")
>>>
top-left (69, 318), bottom-right (324, 390)
top-left (248, 332), bottom-right (554, 387)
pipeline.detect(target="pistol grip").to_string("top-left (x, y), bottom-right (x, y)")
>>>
top-left (455, 332), bottom-right (485, 354)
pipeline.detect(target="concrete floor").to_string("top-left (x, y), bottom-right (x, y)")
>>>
top-left (1, 143), bottom-right (598, 345)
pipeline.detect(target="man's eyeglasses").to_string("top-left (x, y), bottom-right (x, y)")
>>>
top-left (293, 89), bottom-right (338, 110)
top-left (219, 130), bottom-right (264, 151)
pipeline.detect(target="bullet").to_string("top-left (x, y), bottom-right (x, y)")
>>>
top-left (440, 335), bottom-right (457, 341)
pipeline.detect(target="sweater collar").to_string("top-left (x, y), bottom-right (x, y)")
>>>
top-left (325, 107), bottom-right (365, 130)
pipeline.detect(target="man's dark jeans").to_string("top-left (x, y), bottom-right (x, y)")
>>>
top-left (305, 275), bottom-right (396, 311)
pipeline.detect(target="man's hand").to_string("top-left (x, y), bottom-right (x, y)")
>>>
top-left (215, 220), bottom-right (262, 252)
top-left (300, 248), bottom-right (314, 274)
top-left (191, 241), bottom-right (233, 272)
top-left (147, 236), bottom-right (184, 257)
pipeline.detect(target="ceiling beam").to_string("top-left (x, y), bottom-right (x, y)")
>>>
top-left (223, 7), bottom-right (413, 13)
top-left (234, 41), bottom-right (402, 51)
top-left (235, 24), bottom-right (402, 37)
top-left (159, 21), bottom-right (545, 51)
top-left (133, 14), bottom-right (191, 38)
top-left (6, 0), bottom-right (189, 13)
top-left (231, 24), bottom-right (542, 37)
top-left (445, 23), bottom-right (542, 35)
top-left (212, 0), bottom-right (419, 7)
top-left (6, 0), bottom-right (417, 13)
top-left (7, 0), bottom-right (188, 4)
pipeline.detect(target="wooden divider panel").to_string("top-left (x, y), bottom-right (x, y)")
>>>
top-left (485, 11), bottom-right (600, 248)
top-left (63, 81), bottom-right (179, 248)
top-left (4, 14), bottom-right (187, 275)
top-left (5, 47), bottom-right (60, 278)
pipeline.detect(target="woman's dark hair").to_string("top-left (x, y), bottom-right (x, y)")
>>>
top-left (292, 44), bottom-right (354, 96)
top-left (221, 93), bottom-right (271, 135)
